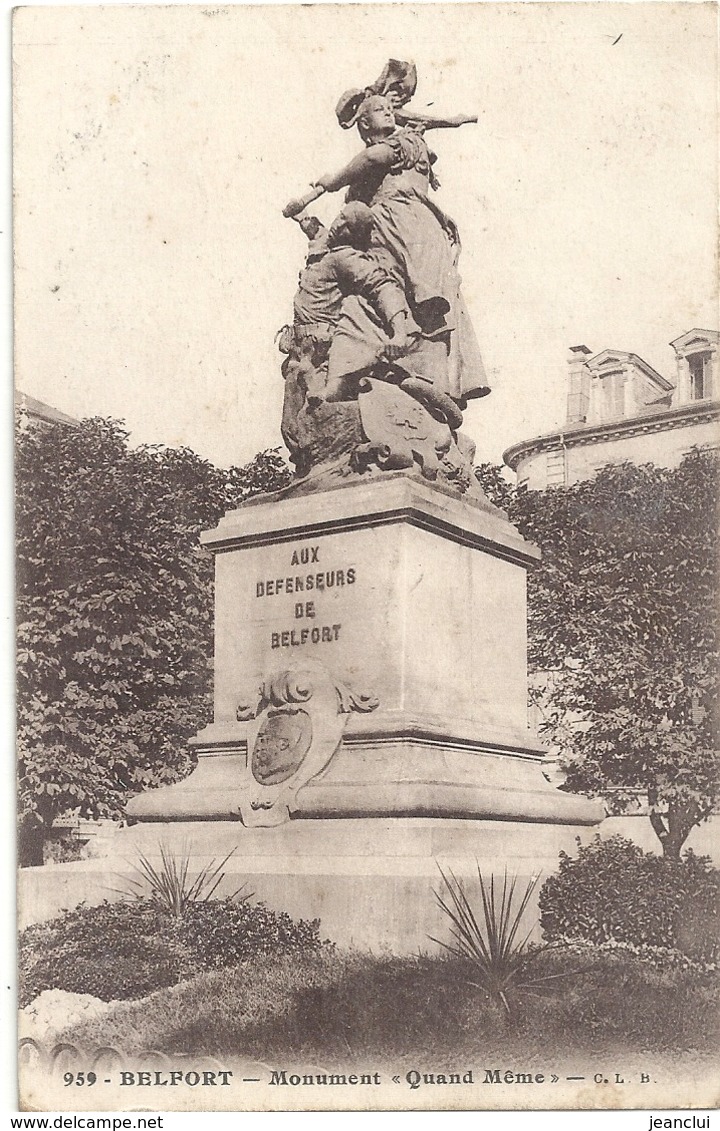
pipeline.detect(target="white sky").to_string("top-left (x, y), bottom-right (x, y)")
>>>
top-left (13, 3), bottom-right (719, 469)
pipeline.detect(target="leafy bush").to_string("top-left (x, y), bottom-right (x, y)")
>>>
top-left (177, 899), bottom-right (324, 968)
top-left (19, 901), bottom-right (196, 1005)
top-left (16, 416), bottom-right (291, 865)
top-left (539, 835), bottom-right (720, 962)
top-left (509, 451), bottom-right (720, 860)
top-left (551, 937), bottom-right (716, 974)
top-left (19, 897), bottom-right (326, 1006)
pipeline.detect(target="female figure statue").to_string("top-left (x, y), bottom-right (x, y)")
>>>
top-left (283, 61), bottom-right (490, 419)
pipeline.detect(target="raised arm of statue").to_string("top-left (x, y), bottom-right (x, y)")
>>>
top-left (333, 59), bottom-right (477, 134)
top-left (315, 144), bottom-right (395, 193)
top-left (394, 109), bottom-right (478, 131)
top-left (283, 144), bottom-right (395, 218)
top-left (283, 185), bottom-right (325, 220)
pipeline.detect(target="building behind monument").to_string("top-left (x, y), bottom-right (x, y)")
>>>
top-left (504, 328), bottom-right (719, 489)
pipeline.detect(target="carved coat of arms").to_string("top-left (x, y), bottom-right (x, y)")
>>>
top-left (235, 661), bottom-right (378, 826)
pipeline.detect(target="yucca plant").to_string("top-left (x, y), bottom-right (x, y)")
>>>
top-left (431, 863), bottom-right (544, 1018)
top-left (114, 844), bottom-right (250, 916)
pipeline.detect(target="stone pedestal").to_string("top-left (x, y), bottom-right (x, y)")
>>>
top-left (127, 473), bottom-right (601, 828)
top-left (34, 474), bottom-right (603, 950)
top-left (108, 816), bottom-right (596, 952)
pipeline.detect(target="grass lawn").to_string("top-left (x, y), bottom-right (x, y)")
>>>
top-left (60, 945), bottom-right (720, 1069)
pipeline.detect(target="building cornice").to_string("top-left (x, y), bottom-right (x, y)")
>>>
top-left (669, 328), bottom-right (719, 352)
top-left (503, 399), bottom-right (720, 471)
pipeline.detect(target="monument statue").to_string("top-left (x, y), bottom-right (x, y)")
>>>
top-left (126, 60), bottom-right (601, 935)
top-left (279, 201), bottom-right (417, 476)
top-left (279, 59), bottom-right (491, 493)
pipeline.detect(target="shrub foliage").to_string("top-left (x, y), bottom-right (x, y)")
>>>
top-left (539, 835), bottom-right (720, 963)
top-left (480, 451), bottom-right (719, 860)
top-left (16, 416), bottom-right (291, 863)
top-left (19, 897), bottom-right (325, 1006)
top-left (178, 900), bottom-right (326, 968)
top-left (19, 901), bottom-right (196, 1005)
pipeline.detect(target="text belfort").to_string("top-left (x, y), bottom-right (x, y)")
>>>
top-left (255, 544), bottom-right (356, 649)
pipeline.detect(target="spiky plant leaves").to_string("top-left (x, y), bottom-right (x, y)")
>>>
top-left (113, 844), bottom-right (250, 915)
top-left (431, 863), bottom-right (541, 1017)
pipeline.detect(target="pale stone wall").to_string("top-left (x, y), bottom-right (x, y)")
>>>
top-left (515, 413), bottom-right (719, 491)
top-left (18, 814), bottom-right (720, 940)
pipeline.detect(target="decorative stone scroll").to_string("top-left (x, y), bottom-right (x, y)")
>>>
top-left (234, 663), bottom-right (378, 827)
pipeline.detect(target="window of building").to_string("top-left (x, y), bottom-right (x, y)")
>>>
top-left (600, 372), bottom-right (625, 419)
top-left (688, 352), bottom-right (712, 400)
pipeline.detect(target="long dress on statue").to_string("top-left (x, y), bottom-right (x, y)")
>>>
top-left (332, 125), bottom-right (490, 408)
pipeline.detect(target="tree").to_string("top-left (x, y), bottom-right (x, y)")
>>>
top-left (16, 417), bottom-right (291, 864)
top-left (501, 451), bottom-right (719, 859)
top-left (473, 462), bottom-right (517, 512)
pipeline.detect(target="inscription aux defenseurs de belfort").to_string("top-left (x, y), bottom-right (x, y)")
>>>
top-left (255, 544), bottom-right (356, 649)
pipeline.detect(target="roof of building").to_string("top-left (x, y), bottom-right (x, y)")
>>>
top-left (587, 349), bottom-right (674, 391)
top-left (669, 328), bottom-right (719, 351)
top-left (503, 329), bottom-right (719, 473)
top-left (503, 398), bottom-right (719, 471)
top-left (15, 390), bottom-right (79, 428)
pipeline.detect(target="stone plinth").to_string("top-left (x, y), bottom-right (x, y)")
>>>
top-left (127, 473), bottom-right (602, 827)
top-left (19, 818), bottom-right (597, 951)
top-left (21, 817), bottom-right (720, 937)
